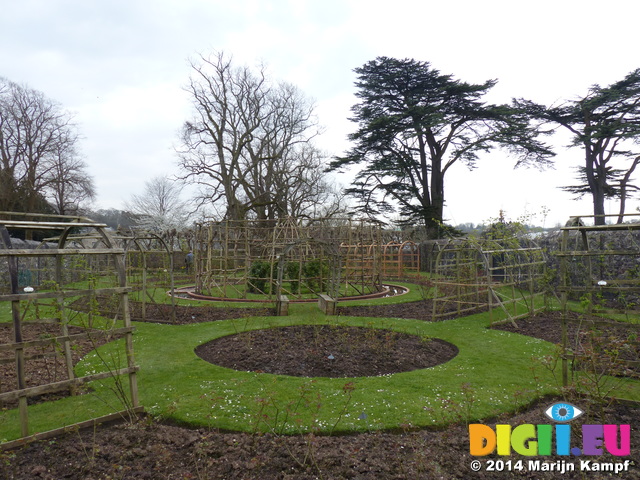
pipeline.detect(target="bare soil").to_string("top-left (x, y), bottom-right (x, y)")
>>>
top-left (69, 295), bottom-right (274, 324)
top-left (1, 306), bottom-right (639, 479)
top-left (493, 311), bottom-right (640, 378)
top-left (195, 325), bottom-right (458, 377)
top-left (337, 298), bottom-right (481, 321)
top-left (0, 324), bottom-right (117, 407)
top-left (1, 394), bottom-right (638, 479)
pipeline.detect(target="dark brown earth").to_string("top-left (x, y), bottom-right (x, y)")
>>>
top-left (70, 295), bottom-right (274, 324)
top-left (1, 394), bottom-right (638, 479)
top-left (0, 324), bottom-right (119, 407)
top-left (494, 311), bottom-right (640, 378)
top-left (337, 298), bottom-right (476, 321)
top-left (1, 305), bottom-right (639, 479)
top-left (195, 325), bottom-right (459, 377)
top-left (136, 302), bottom-right (274, 324)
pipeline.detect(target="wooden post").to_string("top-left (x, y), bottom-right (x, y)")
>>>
top-left (56, 229), bottom-right (78, 398)
top-left (141, 249), bottom-right (147, 321)
top-left (318, 294), bottom-right (337, 315)
top-left (275, 295), bottom-right (289, 316)
top-left (0, 225), bottom-right (29, 436)
top-left (560, 228), bottom-right (569, 387)
top-left (112, 236), bottom-right (139, 410)
top-left (168, 245), bottom-right (176, 324)
top-left (582, 229), bottom-right (592, 313)
top-left (487, 251), bottom-right (493, 323)
top-left (58, 294), bottom-right (77, 396)
top-left (0, 215), bottom-right (142, 442)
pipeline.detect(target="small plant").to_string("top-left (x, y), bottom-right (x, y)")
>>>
top-left (72, 423), bottom-right (99, 470)
top-left (535, 344), bottom-right (564, 388)
top-left (82, 327), bottom-right (139, 424)
top-left (417, 279), bottom-right (435, 301)
top-left (243, 378), bottom-right (356, 478)
top-left (459, 382), bottom-right (477, 423)
top-left (537, 267), bottom-right (559, 311)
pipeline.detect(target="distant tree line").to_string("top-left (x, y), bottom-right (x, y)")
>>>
top-left (5, 55), bottom-right (640, 239)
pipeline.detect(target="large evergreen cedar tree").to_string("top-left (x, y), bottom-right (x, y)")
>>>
top-left (517, 68), bottom-right (640, 225)
top-left (329, 57), bottom-right (553, 239)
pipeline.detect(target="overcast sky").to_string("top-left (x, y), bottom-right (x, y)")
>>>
top-left (3, 0), bottom-right (640, 227)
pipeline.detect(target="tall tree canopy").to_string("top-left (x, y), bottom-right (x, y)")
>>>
top-left (329, 57), bottom-right (553, 238)
top-left (0, 77), bottom-right (94, 214)
top-left (177, 52), bottom-right (340, 221)
top-left (517, 68), bottom-right (640, 224)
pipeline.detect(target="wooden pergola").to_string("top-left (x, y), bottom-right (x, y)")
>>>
top-left (557, 213), bottom-right (640, 385)
top-left (0, 212), bottom-right (140, 444)
top-left (432, 237), bottom-right (546, 322)
top-left (192, 217), bottom-right (390, 301)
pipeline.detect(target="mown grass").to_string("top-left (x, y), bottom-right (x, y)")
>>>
top-left (2, 284), bottom-right (639, 442)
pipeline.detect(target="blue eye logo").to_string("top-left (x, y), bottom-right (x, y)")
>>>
top-left (544, 402), bottom-right (584, 422)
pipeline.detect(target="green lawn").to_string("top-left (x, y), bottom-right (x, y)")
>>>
top-left (2, 285), bottom-right (640, 442)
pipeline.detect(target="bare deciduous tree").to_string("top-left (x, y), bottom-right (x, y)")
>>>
top-left (46, 144), bottom-right (96, 215)
top-left (265, 143), bottom-right (348, 219)
top-left (0, 77), bottom-right (94, 214)
top-left (177, 52), bottom-right (336, 221)
top-left (125, 176), bottom-right (189, 232)
top-left (177, 53), bottom-right (267, 220)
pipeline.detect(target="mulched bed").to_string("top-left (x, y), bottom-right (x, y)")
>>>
top-left (129, 302), bottom-right (273, 324)
top-left (493, 311), bottom-right (640, 378)
top-left (0, 324), bottom-right (119, 406)
top-left (195, 325), bottom-right (458, 377)
top-left (338, 299), bottom-right (470, 321)
top-left (339, 299), bottom-right (435, 320)
top-left (1, 305), bottom-right (639, 479)
top-left (70, 296), bottom-right (274, 324)
top-left (1, 396), bottom-right (638, 479)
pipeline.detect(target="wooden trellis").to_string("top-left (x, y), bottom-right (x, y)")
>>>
top-left (432, 238), bottom-right (546, 322)
top-left (0, 212), bottom-right (140, 443)
top-left (120, 231), bottom-right (176, 323)
top-left (558, 214), bottom-right (640, 304)
top-left (557, 214), bottom-right (640, 385)
top-left (50, 230), bottom-right (178, 323)
top-left (381, 241), bottom-right (420, 279)
top-left (192, 218), bottom-right (398, 301)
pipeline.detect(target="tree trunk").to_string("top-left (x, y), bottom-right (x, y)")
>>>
top-left (585, 151), bottom-right (607, 226)
top-left (425, 220), bottom-right (440, 240)
top-left (590, 182), bottom-right (607, 225)
top-left (422, 192), bottom-right (444, 239)
top-left (0, 170), bottom-right (17, 211)
top-left (616, 156), bottom-right (640, 224)
top-left (592, 197), bottom-right (606, 225)
top-left (428, 163), bottom-right (445, 238)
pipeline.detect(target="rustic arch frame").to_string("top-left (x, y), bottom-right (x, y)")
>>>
top-left (432, 237), bottom-right (546, 322)
top-left (0, 212), bottom-right (140, 444)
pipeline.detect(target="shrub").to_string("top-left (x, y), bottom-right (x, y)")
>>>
top-left (303, 259), bottom-right (330, 292)
top-left (285, 261), bottom-right (301, 294)
top-left (248, 260), bottom-right (273, 294)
